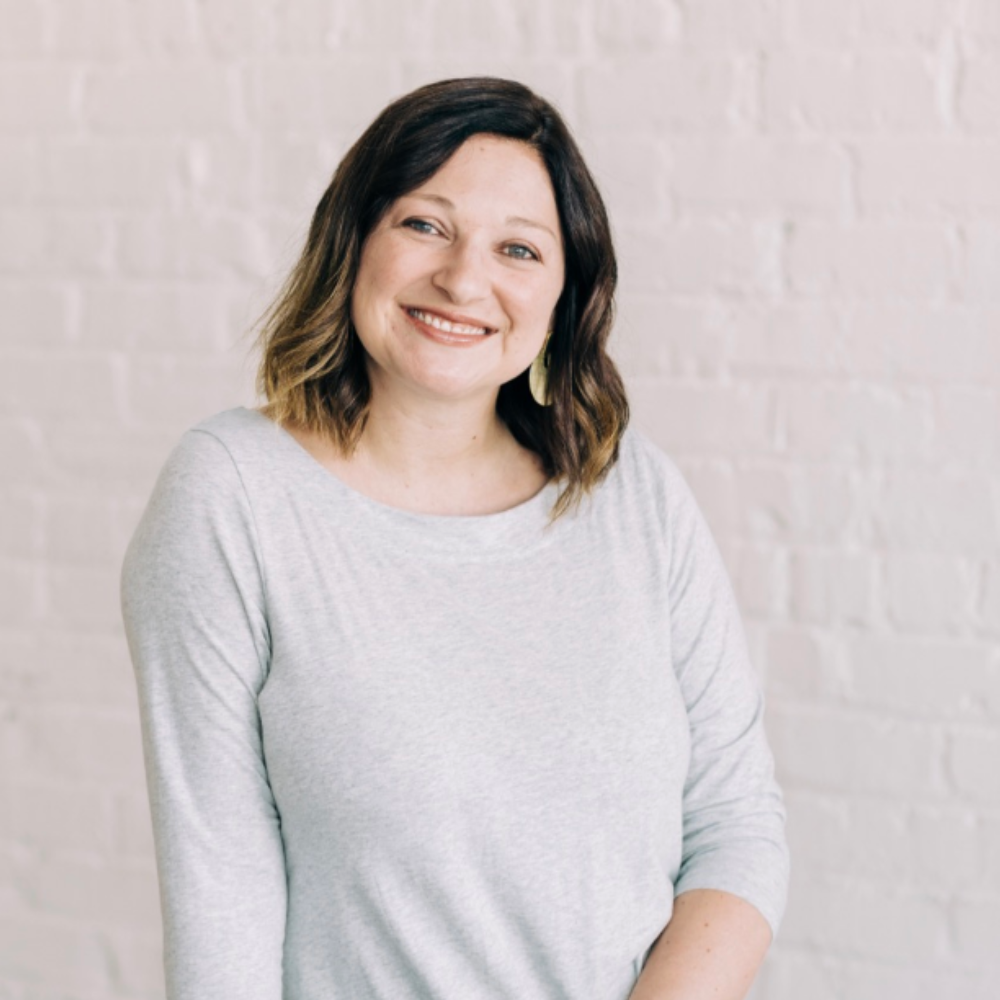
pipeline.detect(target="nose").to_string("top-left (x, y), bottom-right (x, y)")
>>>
top-left (430, 237), bottom-right (491, 304)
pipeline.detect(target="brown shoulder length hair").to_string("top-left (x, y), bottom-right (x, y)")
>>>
top-left (251, 76), bottom-right (629, 523)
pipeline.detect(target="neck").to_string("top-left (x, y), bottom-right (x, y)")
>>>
top-left (355, 376), bottom-right (513, 486)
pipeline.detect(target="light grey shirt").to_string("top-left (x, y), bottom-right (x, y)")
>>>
top-left (120, 405), bottom-right (790, 1000)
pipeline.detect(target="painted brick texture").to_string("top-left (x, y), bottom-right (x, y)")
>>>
top-left (1, 1), bottom-right (998, 998)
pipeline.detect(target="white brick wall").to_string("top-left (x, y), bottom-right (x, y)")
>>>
top-left (1, 1), bottom-right (998, 997)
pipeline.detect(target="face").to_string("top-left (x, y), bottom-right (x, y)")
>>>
top-left (350, 134), bottom-right (566, 406)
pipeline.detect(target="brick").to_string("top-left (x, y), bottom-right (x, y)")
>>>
top-left (0, 66), bottom-right (78, 134)
top-left (580, 55), bottom-right (735, 133)
top-left (0, 0), bottom-right (46, 56)
top-left (675, 463), bottom-right (739, 539)
top-left (46, 419), bottom-right (185, 485)
top-left (0, 564), bottom-right (43, 627)
top-left (869, 469), bottom-right (997, 553)
top-left (786, 222), bottom-right (954, 298)
top-left (105, 927), bottom-right (164, 995)
top-left (781, 383), bottom-right (933, 462)
top-left (618, 221), bottom-right (780, 296)
top-left (762, 951), bottom-right (841, 1000)
top-left (0, 490), bottom-right (42, 560)
top-left (789, 551), bottom-right (876, 626)
top-left (782, 872), bottom-right (948, 961)
top-left (763, 53), bottom-right (940, 133)
top-left (734, 544), bottom-right (787, 617)
top-left (0, 419), bottom-right (43, 488)
top-left (27, 632), bottom-right (137, 711)
top-left (932, 388), bottom-right (999, 468)
top-left (783, 0), bottom-right (954, 47)
top-left (123, 354), bottom-right (245, 426)
top-left (33, 855), bottom-right (160, 927)
top-left (49, 0), bottom-right (130, 56)
top-left (953, 896), bottom-right (1000, 964)
top-left (843, 304), bottom-right (1000, 383)
top-left (45, 494), bottom-right (120, 567)
top-left (911, 804), bottom-right (982, 891)
top-left (671, 139), bottom-right (845, 217)
top-left (965, 222), bottom-right (1000, 303)
top-left (765, 626), bottom-right (840, 701)
top-left (768, 705), bottom-right (943, 796)
top-left (591, 0), bottom-right (683, 49)
top-left (736, 464), bottom-right (854, 544)
top-left (123, 0), bottom-right (201, 55)
top-left (198, 0), bottom-right (269, 57)
top-left (581, 133), bottom-right (670, 224)
top-left (84, 65), bottom-right (237, 134)
top-left (0, 137), bottom-right (37, 205)
top-left (627, 381), bottom-right (772, 457)
top-left (840, 962), bottom-right (997, 1000)
top-left (117, 211), bottom-right (270, 279)
top-left (81, 280), bottom-right (233, 352)
top-left (782, 0), bottom-right (857, 47)
top-left (983, 812), bottom-right (1000, 893)
top-left (856, 140), bottom-right (1000, 215)
top-left (39, 138), bottom-right (182, 208)
top-left (959, 57), bottom-right (1000, 133)
top-left (47, 565), bottom-right (128, 632)
top-left (0, 352), bottom-right (120, 422)
top-left (8, 782), bottom-right (113, 854)
top-left (0, 282), bottom-right (72, 346)
top-left (250, 60), bottom-right (404, 135)
top-left (684, 0), bottom-right (781, 47)
top-left (731, 304), bottom-right (840, 374)
top-left (116, 791), bottom-right (155, 859)
top-left (424, 0), bottom-right (582, 55)
top-left (15, 707), bottom-right (145, 785)
top-left (613, 300), bottom-right (730, 380)
top-left (183, 136), bottom-right (261, 210)
top-left (885, 552), bottom-right (975, 633)
top-left (261, 137), bottom-right (342, 213)
top-left (845, 636), bottom-right (999, 720)
top-left (964, 0), bottom-right (1000, 47)
top-left (0, 915), bottom-right (109, 991)
top-left (983, 561), bottom-right (1000, 635)
top-left (950, 727), bottom-right (1000, 801)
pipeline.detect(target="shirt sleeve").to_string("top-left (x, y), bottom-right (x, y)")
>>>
top-left (119, 427), bottom-right (287, 999)
top-left (663, 457), bottom-right (791, 941)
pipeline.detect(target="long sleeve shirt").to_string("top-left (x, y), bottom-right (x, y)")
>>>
top-left (119, 405), bottom-right (790, 1000)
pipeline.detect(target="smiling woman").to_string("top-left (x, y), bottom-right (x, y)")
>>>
top-left (252, 77), bottom-right (626, 521)
top-left (119, 77), bottom-right (790, 1000)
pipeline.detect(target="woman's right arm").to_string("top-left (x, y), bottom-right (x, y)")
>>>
top-left (120, 428), bottom-right (287, 999)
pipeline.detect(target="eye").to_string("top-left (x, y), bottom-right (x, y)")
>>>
top-left (504, 243), bottom-right (539, 262)
top-left (402, 218), bottom-right (440, 235)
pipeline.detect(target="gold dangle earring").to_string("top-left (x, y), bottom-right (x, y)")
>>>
top-left (529, 329), bottom-right (554, 407)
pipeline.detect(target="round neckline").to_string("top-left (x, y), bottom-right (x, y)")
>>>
top-left (239, 406), bottom-right (564, 550)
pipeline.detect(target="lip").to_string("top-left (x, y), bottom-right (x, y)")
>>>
top-left (402, 304), bottom-right (498, 333)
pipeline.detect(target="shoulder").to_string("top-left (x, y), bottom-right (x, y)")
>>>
top-left (609, 423), bottom-right (698, 517)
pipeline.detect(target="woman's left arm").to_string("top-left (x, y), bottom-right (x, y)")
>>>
top-left (638, 453), bottom-right (791, 994)
top-left (628, 889), bottom-right (772, 1000)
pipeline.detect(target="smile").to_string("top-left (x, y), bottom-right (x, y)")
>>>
top-left (405, 307), bottom-right (494, 336)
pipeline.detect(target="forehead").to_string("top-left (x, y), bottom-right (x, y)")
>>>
top-left (404, 136), bottom-right (558, 218)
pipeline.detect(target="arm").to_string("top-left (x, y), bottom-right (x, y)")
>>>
top-left (640, 455), bottom-right (790, 994)
top-left (628, 889), bottom-right (772, 1000)
top-left (120, 428), bottom-right (286, 999)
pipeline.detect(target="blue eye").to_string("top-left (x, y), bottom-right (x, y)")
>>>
top-left (505, 244), bottom-right (538, 261)
top-left (403, 218), bottom-right (438, 234)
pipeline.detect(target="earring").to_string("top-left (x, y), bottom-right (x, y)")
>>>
top-left (529, 331), bottom-right (553, 407)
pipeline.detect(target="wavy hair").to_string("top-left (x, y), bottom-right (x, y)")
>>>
top-left (251, 76), bottom-right (628, 522)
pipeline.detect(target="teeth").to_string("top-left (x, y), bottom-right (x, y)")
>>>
top-left (408, 308), bottom-right (489, 335)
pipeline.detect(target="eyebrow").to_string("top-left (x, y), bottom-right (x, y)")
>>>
top-left (404, 193), bottom-right (559, 242)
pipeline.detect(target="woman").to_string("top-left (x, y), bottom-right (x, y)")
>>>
top-left (120, 77), bottom-right (789, 1000)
